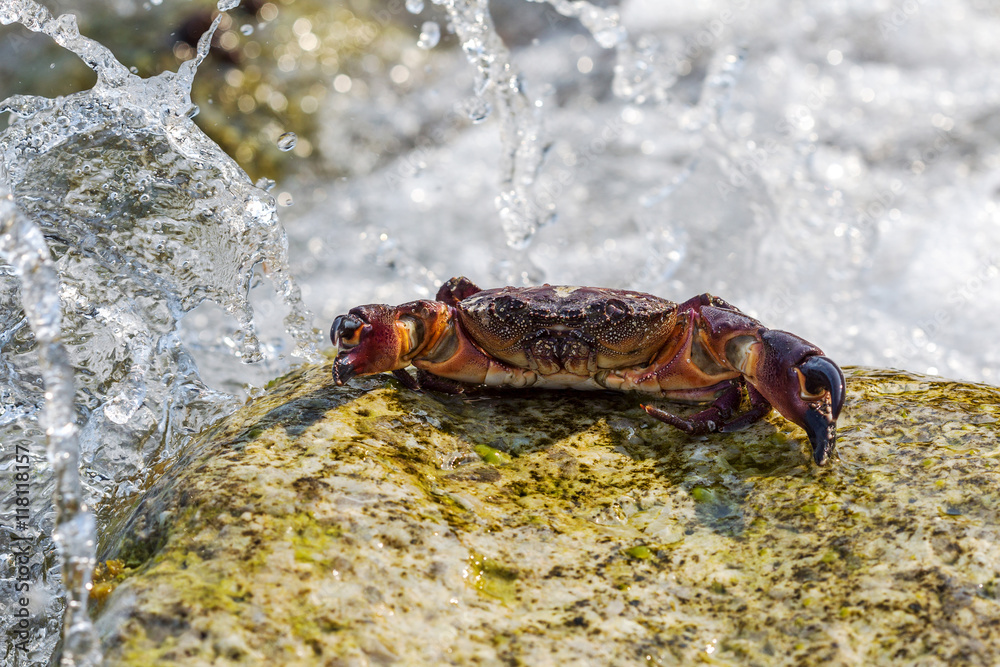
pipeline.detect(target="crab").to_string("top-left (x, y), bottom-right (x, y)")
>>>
top-left (331, 276), bottom-right (846, 465)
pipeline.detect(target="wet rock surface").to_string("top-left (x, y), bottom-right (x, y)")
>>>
top-left (95, 365), bottom-right (1000, 665)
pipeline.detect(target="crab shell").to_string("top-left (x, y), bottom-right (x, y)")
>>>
top-left (331, 277), bottom-right (846, 465)
top-left (457, 285), bottom-right (678, 379)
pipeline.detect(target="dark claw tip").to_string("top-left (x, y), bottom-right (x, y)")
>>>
top-left (802, 404), bottom-right (836, 465)
top-left (333, 359), bottom-right (356, 386)
top-left (800, 355), bottom-right (845, 418)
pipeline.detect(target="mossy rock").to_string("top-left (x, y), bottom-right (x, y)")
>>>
top-left (94, 365), bottom-right (1000, 665)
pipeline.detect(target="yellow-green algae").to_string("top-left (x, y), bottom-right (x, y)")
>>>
top-left (95, 365), bottom-right (1000, 665)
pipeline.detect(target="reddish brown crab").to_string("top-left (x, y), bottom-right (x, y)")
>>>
top-left (331, 276), bottom-right (845, 465)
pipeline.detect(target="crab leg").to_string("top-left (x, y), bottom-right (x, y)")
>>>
top-left (641, 380), bottom-right (772, 435)
top-left (393, 368), bottom-right (482, 394)
top-left (717, 384), bottom-right (773, 432)
top-left (626, 294), bottom-right (844, 465)
top-left (640, 379), bottom-right (744, 435)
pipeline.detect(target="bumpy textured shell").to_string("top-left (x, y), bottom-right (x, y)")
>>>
top-left (455, 285), bottom-right (679, 375)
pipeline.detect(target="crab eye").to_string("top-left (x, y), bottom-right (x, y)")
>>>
top-left (332, 314), bottom-right (365, 349)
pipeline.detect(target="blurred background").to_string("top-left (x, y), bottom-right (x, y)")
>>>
top-left (5, 0), bottom-right (999, 388)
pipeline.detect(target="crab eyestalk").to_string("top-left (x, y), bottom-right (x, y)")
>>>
top-left (330, 301), bottom-right (450, 385)
top-left (736, 330), bottom-right (846, 465)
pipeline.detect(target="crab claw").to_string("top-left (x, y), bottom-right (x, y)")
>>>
top-left (330, 304), bottom-right (411, 385)
top-left (796, 356), bottom-right (846, 465)
top-left (331, 314), bottom-right (362, 384)
top-left (747, 330), bottom-right (846, 466)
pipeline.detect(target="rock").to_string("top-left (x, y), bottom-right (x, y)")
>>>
top-left (94, 365), bottom-right (1000, 665)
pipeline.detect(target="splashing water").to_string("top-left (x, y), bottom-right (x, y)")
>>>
top-left (276, 131), bottom-right (298, 152)
top-left (0, 0), bottom-right (318, 663)
top-left (417, 20), bottom-right (441, 50)
top-left (530, 0), bottom-right (627, 49)
top-left (0, 189), bottom-right (99, 665)
top-left (431, 0), bottom-right (551, 274)
top-left (416, 0), bottom-right (732, 280)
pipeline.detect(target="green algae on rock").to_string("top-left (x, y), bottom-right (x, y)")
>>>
top-left (95, 365), bottom-right (1000, 665)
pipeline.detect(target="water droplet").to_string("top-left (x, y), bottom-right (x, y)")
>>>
top-left (240, 24), bottom-right (254, 36)
top-left (406, 0), bottom-right (424, 13)
top-left (593, 26), bottom-right (625, 49)
top-left (417, 21), bottom-right (440, 50)
top-left (461, 96), bottom-right (491, 123)
top-left (278, 192), bottom-right (293, 206)
top-left (276, 132), bottom-right (297, 151)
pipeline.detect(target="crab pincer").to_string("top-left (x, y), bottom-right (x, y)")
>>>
top-left (639, 328), bottom-right (845, 465)
top-left (331, 278), bottom-right (846, 465)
